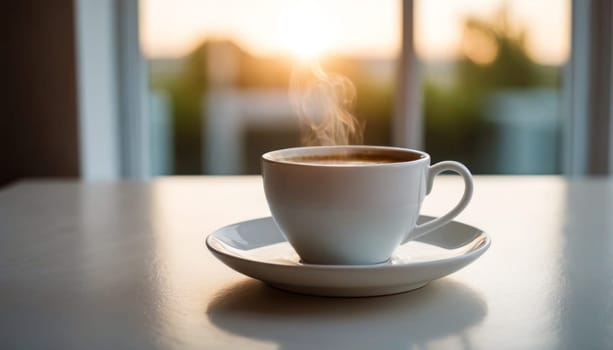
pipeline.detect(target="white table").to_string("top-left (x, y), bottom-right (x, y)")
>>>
top-left (1, 177), bottom-right (612, 349)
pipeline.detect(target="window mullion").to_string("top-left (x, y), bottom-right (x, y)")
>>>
top-left (393, 0), bottom-right (423, 150)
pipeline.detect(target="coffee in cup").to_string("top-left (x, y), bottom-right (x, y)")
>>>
top-left (262, 146), bottom-right (473, 265)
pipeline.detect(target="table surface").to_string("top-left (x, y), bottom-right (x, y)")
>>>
top-left (1, 176), bottom-right (612, 349)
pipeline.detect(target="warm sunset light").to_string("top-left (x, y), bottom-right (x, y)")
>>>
top-left (140, 0), bottom-right (399, 59)
top-left (277, 3), bottom-right (338, 60)
top-left (462, 26), bottom-right (498, 65)
top-left (140, 0), bottom-right (569, 65)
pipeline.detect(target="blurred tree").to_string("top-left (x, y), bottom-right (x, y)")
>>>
top-left (322, 56), bottom-right (394, 146)
top-left (150, 43), bottom-right (207, 174)
top-left (148, 5), bottom-right (563, 175)
top-left (150, 40), bottom-right (296, 174)
top-left (424, 6), bottom-right (562, 173)
top-left (150, 46), bottom-right (397, 174)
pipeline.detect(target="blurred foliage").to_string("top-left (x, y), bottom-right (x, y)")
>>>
top-left (150, 44), bottom-right (207, 174)
top-left (149, 7), bottom-right (563, 174)
top-left (149, 43), bottom-right (396, 173)
top-left (321, 57), bottom-right (394, 146)
top-left (423, 9), bottom-right (562, 172)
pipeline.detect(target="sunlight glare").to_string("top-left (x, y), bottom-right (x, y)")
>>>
top-left (462, 27), bottom-right (498, 65)
top-left (278, 2), bottom-right (338, 61)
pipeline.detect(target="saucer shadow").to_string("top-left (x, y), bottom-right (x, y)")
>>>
top-left (207, 279), bottom-right (487, 349)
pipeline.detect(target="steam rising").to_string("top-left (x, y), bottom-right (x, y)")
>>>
top-left (289, 62), bottom-right (364, 145)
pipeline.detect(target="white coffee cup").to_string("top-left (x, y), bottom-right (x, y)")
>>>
top-left (262, 146), bottom-right (473, 265)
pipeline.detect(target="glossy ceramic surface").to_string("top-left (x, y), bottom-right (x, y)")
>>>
top-left (206, 216), bottom-right (490, 296)
top-left (262, 146), bottom-right (473, 265)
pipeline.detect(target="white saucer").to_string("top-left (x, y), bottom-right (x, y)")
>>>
top-left (206, 216), bottom-right (490, 297)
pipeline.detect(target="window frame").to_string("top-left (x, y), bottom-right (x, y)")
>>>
top-left (75, 0), bottom-right (613, 177)
top-left (563, 0), bottom-right (613, 175)
top-left (75, 0), bottom-right (121, 180)
top-left (393, 0), bottom-right (423, 150)
top-left (75, 0), bottom-right (149, 180)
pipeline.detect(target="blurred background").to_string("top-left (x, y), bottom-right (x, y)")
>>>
top-left (4, 0), bottom-right (612, 186)
top-left (143, 0), bottom-right (568, 175)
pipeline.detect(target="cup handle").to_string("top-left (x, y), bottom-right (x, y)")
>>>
top-left (402, 161), bottom-right (474, 244)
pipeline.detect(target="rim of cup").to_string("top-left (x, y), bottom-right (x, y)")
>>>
top-left (262, 145), bottom-right (430, 168)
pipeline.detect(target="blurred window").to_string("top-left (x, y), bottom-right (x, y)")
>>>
top-left (141, 0), bottom-right (399, 175)
top-left (416, 0), bottom-right (570, 174)
top-left (140, 0), bottom-right (570, 175)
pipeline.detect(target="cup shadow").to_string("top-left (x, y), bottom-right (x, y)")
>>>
top-left (207, 279), bottom-right (487, 349)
